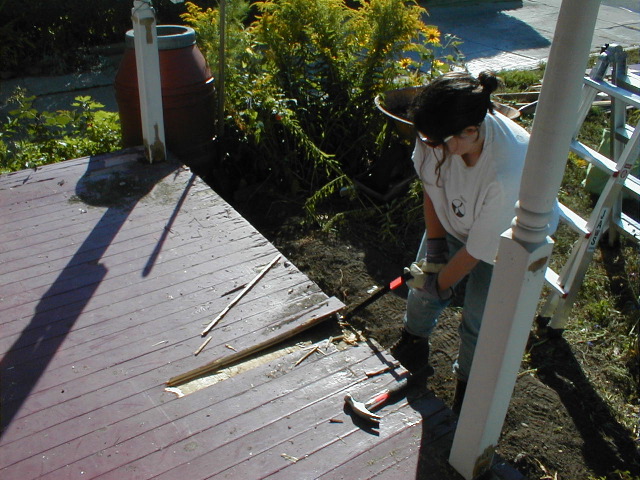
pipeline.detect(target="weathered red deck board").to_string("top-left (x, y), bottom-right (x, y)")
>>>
top-left (0, 149), bottom-right (479, 480)
top-left (1, 323), bottom-right (356, 475)
top-left (0, 191), bottom-right (222, 273)
top-left (0, 182), bottom-right (221, 264)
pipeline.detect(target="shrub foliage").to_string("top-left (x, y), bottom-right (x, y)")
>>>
top-left (0, 89), bottom-right (122, 173)
top-left (181, 0), bottom-right (462, 223)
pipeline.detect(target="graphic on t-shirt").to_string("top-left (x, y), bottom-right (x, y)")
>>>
top-left (451, 198), bottom-right (465, 218)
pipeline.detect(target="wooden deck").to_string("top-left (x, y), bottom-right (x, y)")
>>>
top-left (0, 149), bottom-right (505, 479)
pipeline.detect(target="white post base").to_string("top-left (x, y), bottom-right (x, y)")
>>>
top-left (449, 232), bottom-right (554, 479)
top-left (132, 0), bottom-right (166, 163)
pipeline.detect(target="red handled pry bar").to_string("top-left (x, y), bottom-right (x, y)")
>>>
top-left (339, 271), bottom-right (411, 321)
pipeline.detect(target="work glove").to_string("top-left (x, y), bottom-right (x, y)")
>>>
top-left (426, 237), bottom-right (448, 267)
top-left (404, 260), bottom-right (453, 301)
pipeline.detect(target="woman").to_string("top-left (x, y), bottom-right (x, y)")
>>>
top-left (391, 70), bottom-right (537, 413)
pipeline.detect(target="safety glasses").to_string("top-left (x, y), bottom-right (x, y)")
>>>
top-left (418, 134), bottom-right (453, 148)
top-left (418, 125), bottom-right (479, 148)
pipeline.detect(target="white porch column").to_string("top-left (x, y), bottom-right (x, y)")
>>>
top-left (132, 0), bottom-right (166, 163)
top-left (448, 1), bottom-right (602, 479)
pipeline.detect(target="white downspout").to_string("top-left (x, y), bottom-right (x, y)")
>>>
top-left (131, 0), bottom-right (166, 163)
top-left (448, 1), bottom-right (602, 478)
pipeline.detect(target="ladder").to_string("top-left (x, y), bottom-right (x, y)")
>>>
top-left (540, 44), bottom-right (640, 330)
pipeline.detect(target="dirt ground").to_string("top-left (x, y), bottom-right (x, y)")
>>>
top-left (227, 186), bottom-right (640, 480)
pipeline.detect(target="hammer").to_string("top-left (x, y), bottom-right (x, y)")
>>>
top-left (344, 374), bottom-right (412, 424)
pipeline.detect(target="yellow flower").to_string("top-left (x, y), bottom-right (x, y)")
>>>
top-left (423, 25), bottom-right (441, 44)
top-left (399, 57), bottom-right (412, 68)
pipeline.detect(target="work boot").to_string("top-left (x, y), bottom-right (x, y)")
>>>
top-left (389, 329), bottom-right (435, 378)
top-left (452, 379), bottom-right (468, 414)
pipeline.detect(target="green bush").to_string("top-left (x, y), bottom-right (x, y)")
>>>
top-left (182, 0), bottom-right (462, 226)
top-left (0, 89), bottom-right (122, 173)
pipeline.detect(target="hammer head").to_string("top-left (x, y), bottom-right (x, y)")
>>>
top-left (344, 393), bottom-right (381, 423)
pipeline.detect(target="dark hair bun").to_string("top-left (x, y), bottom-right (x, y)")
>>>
top-left (478, 70), bottom-right (502, 95)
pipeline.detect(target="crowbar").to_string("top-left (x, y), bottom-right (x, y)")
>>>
top-left (339, 271), bottom-right (411, 321)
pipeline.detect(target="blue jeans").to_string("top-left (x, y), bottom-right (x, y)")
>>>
top-left (403, 232), bottom-right (494, 382)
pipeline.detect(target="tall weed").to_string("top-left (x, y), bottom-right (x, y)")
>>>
top-left (182, 0), bottom-right (463, 225)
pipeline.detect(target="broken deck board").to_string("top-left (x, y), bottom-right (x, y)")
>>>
top-left (0, 149), bottom-right (491, 480)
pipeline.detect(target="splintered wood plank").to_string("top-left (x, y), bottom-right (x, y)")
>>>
top-left (1, 303), bottom-right (346, 479)
top-left (2, 325), bottom-right (334, 473)
top-left (1, 280), bottom-right (334, 419)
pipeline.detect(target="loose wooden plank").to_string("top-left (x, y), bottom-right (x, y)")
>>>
top-left (0, 252), bottom-right (314, 367)
top-left (3, 155), bottom-right (342, 442)
top-left (2, 287), bottom-right (340, 428)
top-left (3, 290), bottom-right (341, 413)
top-left (0, 260), bottom-right (311, 367)
top-left (2, 278), bottom-right (338, 404)
top-left (168, 302), bottom-right (336, 386)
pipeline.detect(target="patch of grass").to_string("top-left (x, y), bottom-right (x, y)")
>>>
top-left (498, 65), bottom-right (545, 92)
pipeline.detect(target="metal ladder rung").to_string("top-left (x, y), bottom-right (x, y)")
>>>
top-left (570, 139), bottom-right (616, 173)
top-left (617, 72), bottom-right (640, 95)
top-left (544, 45), bottom-right (640, 330)
top-left (624, 173), bottom-right (640, 197)
top-left (558, 202), bottom-right (589, 236)
top-left (544, 267), bottom-right (566, 297)
top-left (584, 76), bottom-right (640, 108)
top-left (614, 124), bottom-right (635, 143)
top-left (614, 212), bottom-right (640, 242)
top-left (570, 139), bottom-right (639, 195)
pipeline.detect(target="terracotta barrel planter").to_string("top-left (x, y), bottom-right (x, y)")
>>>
top-left (115, 25), bottom-right (216, 166)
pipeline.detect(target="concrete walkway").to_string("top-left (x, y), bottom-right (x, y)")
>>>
top-left (0, 0), bottom-right (638, 114)
top-left (426, 0), bottom-right (639, 74)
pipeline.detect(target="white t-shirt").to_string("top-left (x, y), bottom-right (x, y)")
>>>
top-left (412, 112), bottom-right (529, 264)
